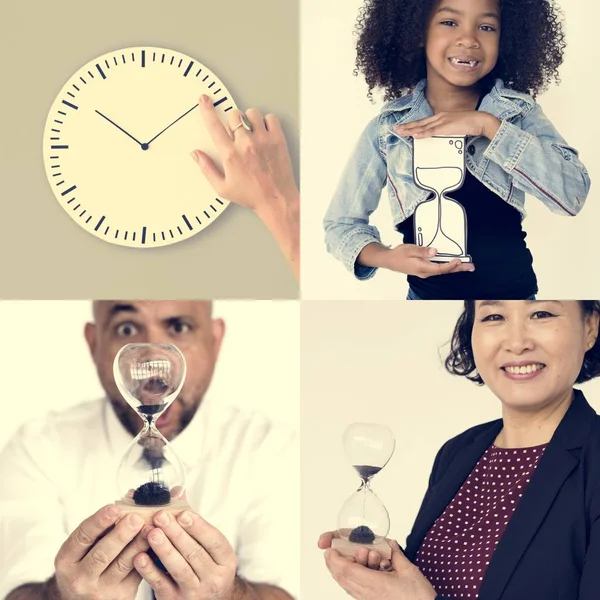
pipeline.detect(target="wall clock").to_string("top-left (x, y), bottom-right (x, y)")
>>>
top-left (42, 46), bottom-right (237, 248)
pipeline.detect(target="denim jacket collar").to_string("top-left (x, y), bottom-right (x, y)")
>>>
top-left (381, 78), bottom-right (536, 127)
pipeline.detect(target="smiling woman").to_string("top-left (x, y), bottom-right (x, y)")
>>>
top-left (317, 300), bottom-right (600, 600)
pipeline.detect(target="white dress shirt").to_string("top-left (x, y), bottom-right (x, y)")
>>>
top-left (0, 398), bottom-right (299, 600)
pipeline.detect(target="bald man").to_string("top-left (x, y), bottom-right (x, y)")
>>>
top-left (0, 301), bottom-right (297, 600)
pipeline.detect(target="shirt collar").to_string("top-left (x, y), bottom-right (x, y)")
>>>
top-left (381, 78), bottom-right (533, 123)
top-left (103, 398), bottom-right (207, 471)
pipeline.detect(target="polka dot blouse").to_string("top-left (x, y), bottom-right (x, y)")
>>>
top-left (414, 443), bottom-right (548, 599)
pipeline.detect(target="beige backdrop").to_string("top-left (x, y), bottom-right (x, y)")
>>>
top-left (301, 0), bottom-right (600, 299)
top-left (300, 300), bottom-right (600, 598)
top-left (0, 0), bottom-right (298, 299)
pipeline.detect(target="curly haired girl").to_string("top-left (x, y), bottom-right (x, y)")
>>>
top-left (323, 0), bottom-right (590, 300)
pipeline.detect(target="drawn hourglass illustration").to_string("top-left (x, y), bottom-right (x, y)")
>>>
top-left (332, 423), bottom-right (396, 560)
top-left (113, 343), bottom-right (189, 521)
top-left (413, 136), bottom-right (472, 263)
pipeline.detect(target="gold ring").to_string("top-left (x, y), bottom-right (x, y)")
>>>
top-left (231, 113), bottom-right (253, 138)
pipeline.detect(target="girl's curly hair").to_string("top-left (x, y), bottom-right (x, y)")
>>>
top-left (444, 301), bottom-right (600, 385)
top-left (354, 0), bottom-right (566, 101)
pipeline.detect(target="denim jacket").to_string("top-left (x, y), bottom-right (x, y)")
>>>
top-left (323, 79), bottom-right (591, 279)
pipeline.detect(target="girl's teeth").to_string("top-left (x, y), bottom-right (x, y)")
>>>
top-left (451, 58), bottom-right (477, 67)
top-left (505, 364), bottom-right (545, 375)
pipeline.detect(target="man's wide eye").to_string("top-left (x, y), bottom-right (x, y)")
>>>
top-left (116, 322), bottom-right (138, 337)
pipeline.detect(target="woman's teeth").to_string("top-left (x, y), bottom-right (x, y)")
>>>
top-left (450, 57), bottom-right (479, 67)
top-left (504, 364), bottom-right (545, 375)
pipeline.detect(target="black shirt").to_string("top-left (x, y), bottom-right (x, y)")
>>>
top-left (397, 170), bottom-right (538, 299)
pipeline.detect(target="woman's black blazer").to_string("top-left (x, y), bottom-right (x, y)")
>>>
top-left (404, 389), bottom-right (600, 600)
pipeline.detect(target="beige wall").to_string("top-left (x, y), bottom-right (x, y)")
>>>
top-left (0, 0), bottom-right (298, 299)
top-left (300, 300), bottom-right (600, 598)
top-left (301, 0), bottom-right (600, 299)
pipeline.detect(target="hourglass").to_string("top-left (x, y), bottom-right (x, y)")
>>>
top-left (332, 423), bottom-right (396, 560)
top-left (413, 136), bottom-right (472, 263)
top-left (113, 343), bottom-right (190, 523)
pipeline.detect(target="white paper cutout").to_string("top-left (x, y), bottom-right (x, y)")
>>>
top-left (412, 136), bottom-right (472, 263)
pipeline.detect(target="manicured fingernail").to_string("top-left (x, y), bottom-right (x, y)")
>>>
top-left (190, 150), bottom-right (200, 163)
top-left (106, 505), bottom-right (119, 519)
top-left (151, 529), bottom-right (165, 544)
top-left (155, 511), bottom-right (170, 526)
top-left (177, 511), bottom-right (193, 526)
top-left (137, 555), bottom-right (148, 567)
top-left (200, 94), bottom-right (210, 105)
top-left (428, 248), bottom-right (437, 256)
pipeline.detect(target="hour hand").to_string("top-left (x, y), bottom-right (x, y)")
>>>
top-left (95, 110), bottom-right (145, 148)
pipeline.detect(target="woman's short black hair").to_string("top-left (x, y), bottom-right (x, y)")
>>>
top-left (354, 0), bottom-right (566, 101)
top-left (445, 301), bottom-right (600, 385)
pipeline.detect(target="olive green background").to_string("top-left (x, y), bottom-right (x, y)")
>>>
top-left (0, 0), bottom-right (298, 299)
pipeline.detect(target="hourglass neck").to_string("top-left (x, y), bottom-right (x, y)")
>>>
top-left (358, 478), bottom-right (374, 491)
top-left (137, 417), bottom-right (167, 441)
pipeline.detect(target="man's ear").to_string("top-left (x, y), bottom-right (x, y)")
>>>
top-left (211, 318), bottom-right (226, 360)
top-left (84, 321), bottom-right (97, 358)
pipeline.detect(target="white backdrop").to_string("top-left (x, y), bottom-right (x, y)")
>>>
top-left (301, 0), bottom-right (600, 299)
top-left (300, 300), bottom-right (600, 598)
top-left (0, 300), bottom-right (299, 451)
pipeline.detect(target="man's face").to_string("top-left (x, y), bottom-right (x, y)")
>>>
top-left (85, 301), bottom-right (225, 440)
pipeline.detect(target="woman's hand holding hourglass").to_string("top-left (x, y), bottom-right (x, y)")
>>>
top-left (358, 242), bottom-right (475, 278)
top-left (319, 533), bottom-right (437, 600)
top-left (394, 111), bottom-right (501, 141)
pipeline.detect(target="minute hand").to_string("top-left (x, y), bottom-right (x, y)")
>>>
top-left (146, 104), bottom-right (198, 146)
top-left (95, 110), bottom-right (144, 147)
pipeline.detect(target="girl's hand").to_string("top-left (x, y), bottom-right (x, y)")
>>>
top-left (394, 111), bottom-right (501, 140)
top-left (358, 242), bottom-right (475, 278)
top-left (317, 531), bottom-right (391, 571)
top-left (324, 540), bottom-right (437, 600)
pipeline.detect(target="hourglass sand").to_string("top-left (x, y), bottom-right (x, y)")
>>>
top-left (413, 136), bottom-right (472, 263)
top-left (113, 343), bottom-right (190, 525)
top-left (331, 423), bottom-right (396, 560)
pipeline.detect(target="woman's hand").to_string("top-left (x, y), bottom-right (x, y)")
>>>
top-left (317, 531), bottom-right (391, 571)
top-left (192, 95), bottom-right (299, 280)
top-left (324, 538), bottom-right (438, 600)
top-left (394, 111), bottom-right (501, 140)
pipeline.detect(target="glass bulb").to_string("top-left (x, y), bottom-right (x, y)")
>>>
top-left (113, 343), bottom-right (187, 506)
top-left (337, 481), bottom-right (390, 543)
top-left (337, 423), bottom-right (395, 543)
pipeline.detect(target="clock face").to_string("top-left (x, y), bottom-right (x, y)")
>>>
top-left (43, 46), bottom-right (237, 248)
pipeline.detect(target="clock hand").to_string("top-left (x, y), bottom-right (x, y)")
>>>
top-left (145, 104), bottom-right (198, 146)
top-left (95, 110), bottom-right (145, 148)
